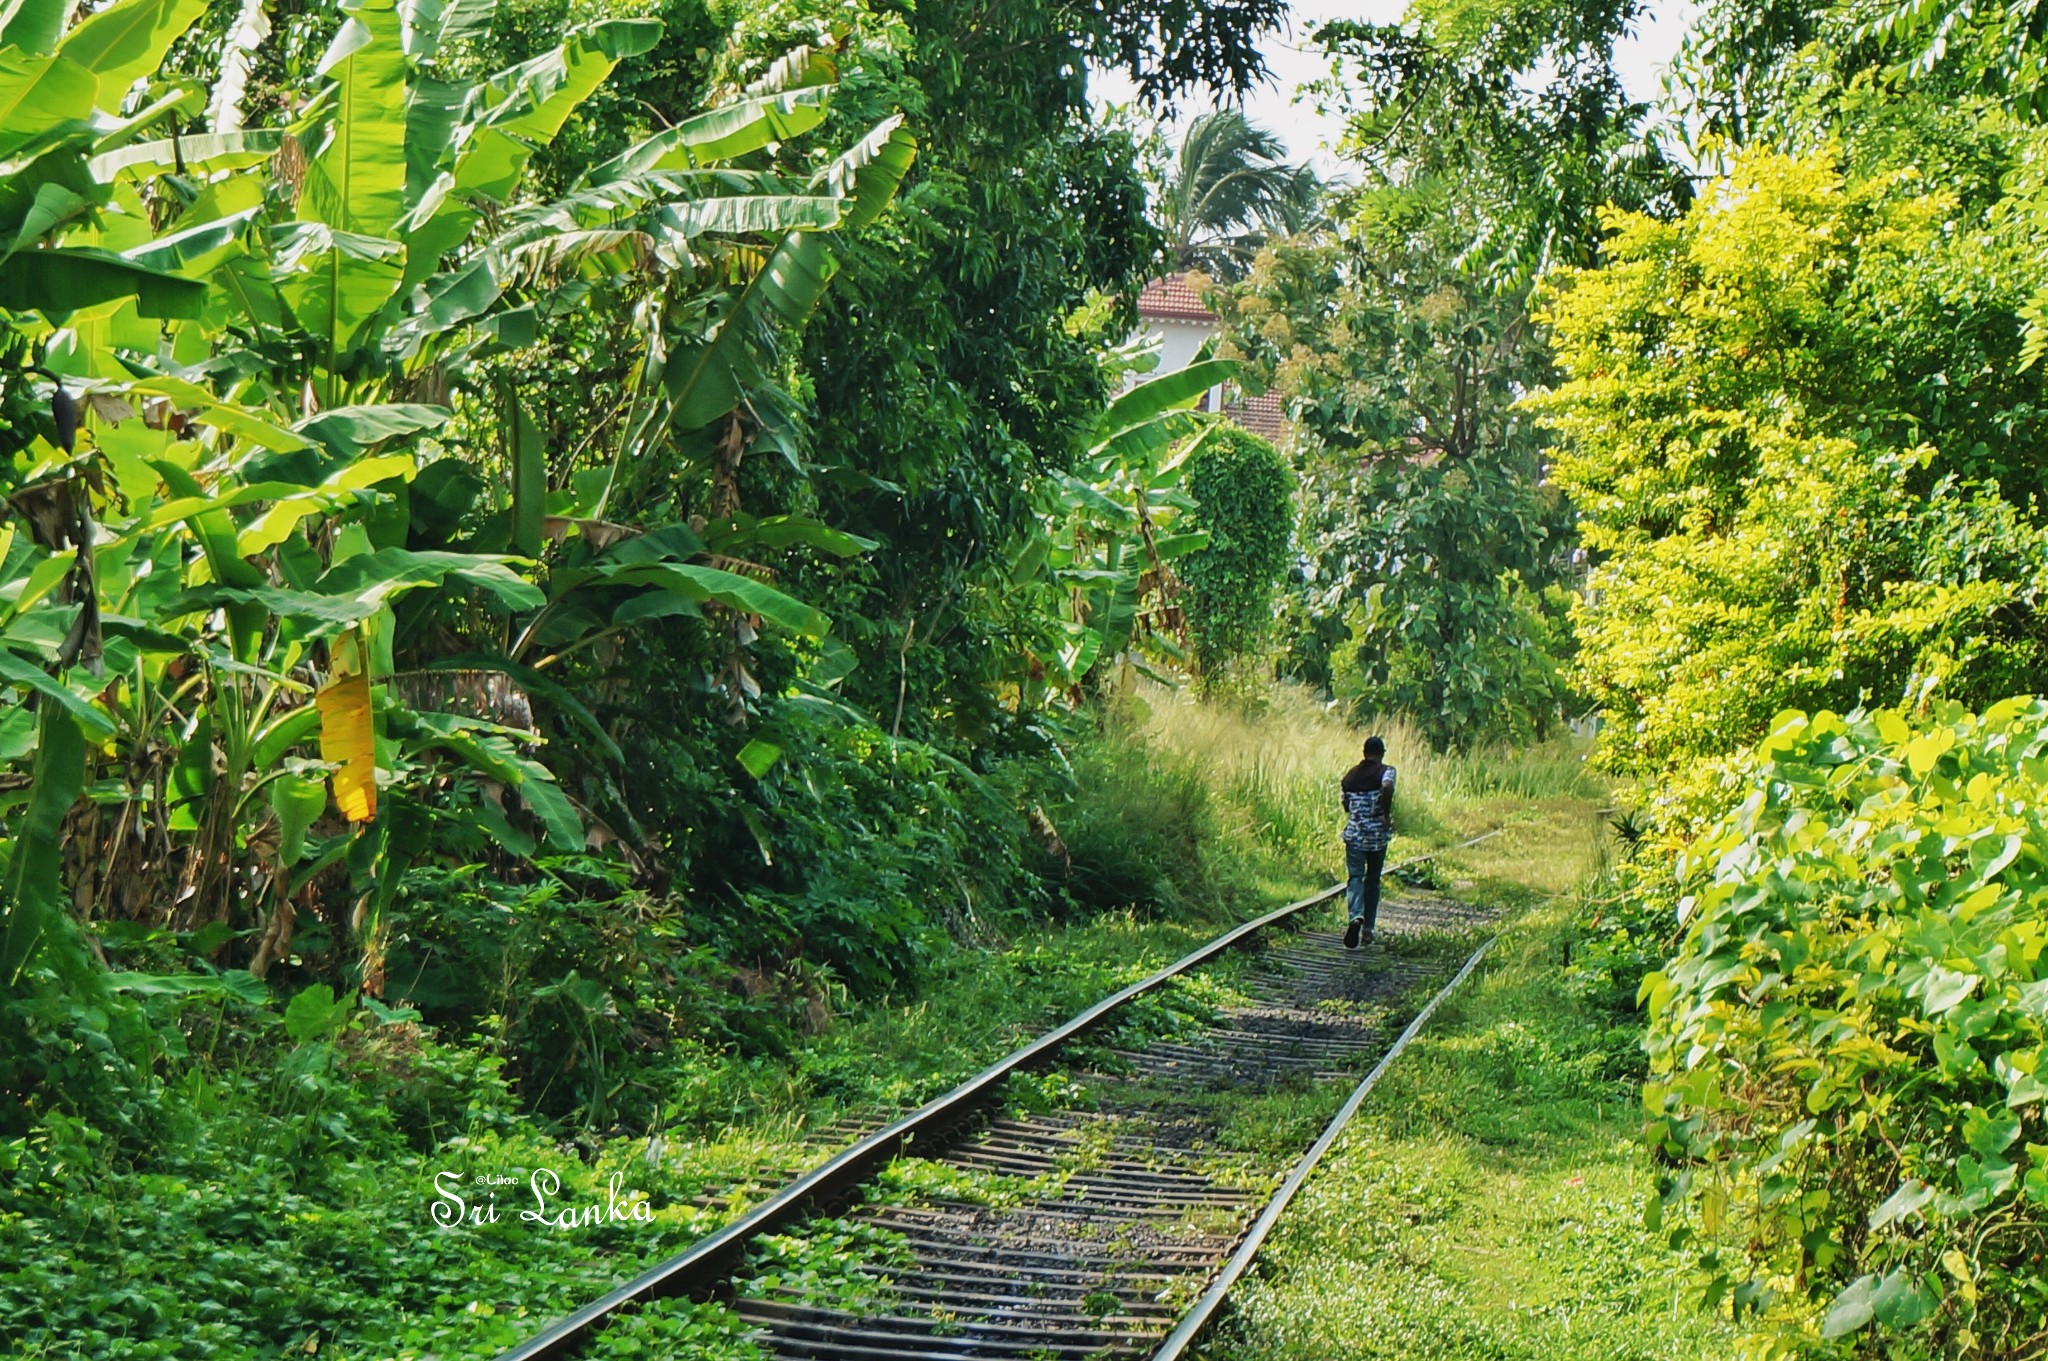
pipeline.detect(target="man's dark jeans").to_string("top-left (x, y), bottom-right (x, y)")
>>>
top-left (1346, 841), bottom-right (1386, 934)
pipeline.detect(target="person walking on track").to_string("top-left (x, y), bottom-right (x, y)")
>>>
top-left (1340, 736), bottom-right (1395, 950)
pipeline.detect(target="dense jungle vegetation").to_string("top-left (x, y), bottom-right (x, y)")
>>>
top-left (5, 0), bottom-right (2048, 1356)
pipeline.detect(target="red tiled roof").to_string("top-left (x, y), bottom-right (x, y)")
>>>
top-left (1223, 390), bottom-right (1286, 441)
top-left (1137, 272), bottom-right (1216, 323)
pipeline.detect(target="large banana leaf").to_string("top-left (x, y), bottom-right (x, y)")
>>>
top-left (204, 0), bottom-right (269, 131)
top-left (0, 648), bottom-right (116, 734)
top-left (302, 0), bottom-right (409, 239)
top-left (0, 0), bottom-right (71, 54)
top-left (90, 130), bottom-right (282, 182)
top-left (397, 0), bottom-right (495, 62)
top-left (296, 403), bottom-right (448, 455)
top-left (1092, 358), bottom-right (1237, 451)
top-left (0, 244), bottom-right (206, 317)
top-left (403, 711), bottom-right (581, 851)
top-left (815, 114), bottom-right (917, 231)
top-left (55, 0), bottom-right (206, 113)
top-left (271, 223), bottom-right (406, 366)
top-left (0, 52), bottom-right (100, 160)
top-left (592, 561), bottom-right (829, 637)
top-left (450, 19), bottom-right (658, 203)
top-left (664, 230), bottom-right (838, 431)
top-left (586, 89), bottom-right (833, 184)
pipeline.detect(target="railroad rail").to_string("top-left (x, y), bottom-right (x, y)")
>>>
top-left (500, 832), bottom-right (1503, 1361)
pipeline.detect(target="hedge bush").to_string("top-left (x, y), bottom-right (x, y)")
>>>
top-left (1642, 699), bottom-right (2048, 1357)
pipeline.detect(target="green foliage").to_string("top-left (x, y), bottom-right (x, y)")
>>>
top-left (1537, 147), bottom-right (2048, 776)
top-left (1181, 425), bottom-right (1292, 680)
top-left (1640, 700), bottom-right (2048, 1356)
top-left (1220, 224), bottom-right (1579, 748)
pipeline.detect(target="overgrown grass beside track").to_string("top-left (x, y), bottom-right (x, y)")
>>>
top-left (1202, 883), bottom-right (1735, 1361)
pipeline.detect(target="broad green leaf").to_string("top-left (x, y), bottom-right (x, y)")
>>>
top-left (283, 982), bottom-right (354, 1041)
top-left (502, 380), bottom-right (544, 557)
top-left (89, 129), bottom-right (282, 181)
top-left (587, 89), bottom-right (832, 184)
top-left (271, 223), bottom-right (406, 362)
top-left (735, 738), bottom-right (781, 778)
top-left (0, 182), bottom-right (91, 262)
top-left (109, 969), bottom-right (269, 1003)
top-left (664, 230), bottom-right (838, 431)
top-left (453, 19), bottom-right (658, 201)
top-left (270, 772), bottom-right (327, 865)
top-left (743, 43), bottom-right (835, 97)
top-left (1870, 1269), bottom-right (1936, 1329)
top-left (650, 195), bottom-right (843, 241)
top-left (0, 648), bottom-right (114, 735)
top-left (0, 244), bottom-right (206, 318)
top-left (703, 514), bottom-right (877, 558)
top-left (1921, 965), bottom-right (1980, 1015)
top-left (600, 562), bottom-right (828, 637)
top-left (55, 0), bottom-right (207, 112)
top-left (398, 0), bottom-right (495, 62)
top-left (303, 0), bottom-right (409, 238)
top-left (204, 0), bottom-right (269, 132)
top-left (296, 403), bottom-right (449, 455)
top-left (0, 52), bottom-right (98, 161)
top-left (1093, 358), bottom-right (1237, 448)
top-left (251, 705), bottom-right (321, 769)
top-left (122, 205), bottom-right (259, 277)
top-left (0, 705), bottom-right (32, 761)
top-left (1869, 1179), bottom-right (1936, 1230)
top-left (1150, 530), bottom-right (1212, 559)
top-left (167, 709), bottom-right (215, 830)
top-left (319, 547), bottom-right (545, 613)
top-left (515, 765), bottom-right (581, 852)
top-left (0, 0), bottom-right (71, 54)
top-left (813, 114), bottom-right (916, 231)
top-left (1821, 1275), bottom-right (1878, 1339)
top-left (126, 376), bottom-right (311, 451)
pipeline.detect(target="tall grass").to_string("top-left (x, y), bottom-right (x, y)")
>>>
top-left (1129, 682), bottom-right (1608, 893)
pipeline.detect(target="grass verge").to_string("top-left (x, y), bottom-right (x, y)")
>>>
top-left (1197, 888), bottom-right (1734, 1361)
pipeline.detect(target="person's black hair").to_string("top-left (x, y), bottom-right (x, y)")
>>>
top-left (1362, 735), bottom-right (1385, 757)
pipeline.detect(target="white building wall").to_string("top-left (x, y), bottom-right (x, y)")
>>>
top-left (1136, 317), bottom-right (1224, 410)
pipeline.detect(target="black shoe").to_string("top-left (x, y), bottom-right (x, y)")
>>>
top-left (1344, 919), bottom-right (1362, 950)
top-left (1360, 930), bottom-right (1375, 949)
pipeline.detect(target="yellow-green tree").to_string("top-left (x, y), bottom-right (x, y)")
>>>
top-left (1535, 148), bottom-right (2048, 776)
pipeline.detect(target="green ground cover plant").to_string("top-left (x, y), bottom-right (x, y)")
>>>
top-left (1635, 700), bottom-right (2048, 1358)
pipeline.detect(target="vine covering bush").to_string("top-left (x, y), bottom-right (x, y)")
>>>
top-left (1641, 700), bottom-right (2048, 1357)
top-left (1181, 425), bottom-right (1292, 680)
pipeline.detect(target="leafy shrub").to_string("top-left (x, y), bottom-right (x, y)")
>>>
top-left (1641, 699), bottom-right (2048, 1356)
top-left (1182, 426), bottom-right (1294, 681)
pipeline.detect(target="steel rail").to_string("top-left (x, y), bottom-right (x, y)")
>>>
top-left (1146, 929), bottom-right (1500, 1361)
top-left (497, 829), bottom-right (1502, 1361)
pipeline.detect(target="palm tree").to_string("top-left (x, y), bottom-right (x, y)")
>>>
top-left (1155, 109), bottom-right (1323, 279)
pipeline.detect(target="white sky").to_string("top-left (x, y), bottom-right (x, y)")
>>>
top-left (1094, 0), bottom-right (1704, 173)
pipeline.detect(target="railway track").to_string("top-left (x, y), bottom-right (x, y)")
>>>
top-left (502, 840), bottom-right (1501, 1361)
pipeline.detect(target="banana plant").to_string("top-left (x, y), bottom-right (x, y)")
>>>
top-left (0, 0), bottom-right (916, 989)
top-left (1006, 356), bottom-right (1239, 707)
